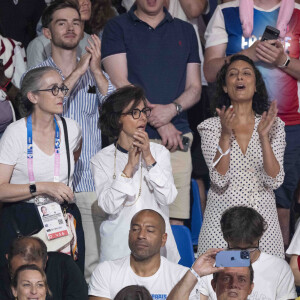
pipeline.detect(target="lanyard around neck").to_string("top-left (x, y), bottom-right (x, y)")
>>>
top-left (27, 115), bottom-right (61, 184)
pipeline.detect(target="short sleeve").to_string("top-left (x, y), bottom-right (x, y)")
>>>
top-left (187, 24), bottom-right (200, 64)
top-left (0, 122), bottom-right (23, 166)
top-left (64, 118), bottom-right (82, 152)
top-left (88, 261), bottom-right (112, 298)
top-left (101, 17), bottom-right (126, 60)
top-left (275, 260), bottom-right (297, 299)
top-left (287, 222), bottom-right (300, 256)
top-left (261, 117), bottom-right (286, 189)
top-left (204, 4), bottom-right (228, 49)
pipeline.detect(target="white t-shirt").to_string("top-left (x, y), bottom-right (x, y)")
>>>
top-left (287, 221), bottom-right (300, 256)
top-left (89, 255), bottom-right (200, 300)
top-left (0, 116), bottom-right (81, 200)
top-left (199, 252), bottom-right (296, 300)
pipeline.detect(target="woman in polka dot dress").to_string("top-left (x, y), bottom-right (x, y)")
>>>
top-left (197, 55), bottom-right (285, 258)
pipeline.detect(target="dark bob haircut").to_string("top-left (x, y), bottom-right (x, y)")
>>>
top-left (99, 85), bottom-right (147, 138)
top-left (212, 54), bottom-right (269, 115)
top-left (114, 285), bottom-right (152, 300)
top-left (221, 206), bottom-right (268, 245)
top-left (42, 0), bottom-right (80, 28)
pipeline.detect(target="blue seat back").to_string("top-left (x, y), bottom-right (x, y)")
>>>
top-left (190, 179), bottom-right (203, 245)
top-left (171, 225), bottom-right (195, 268)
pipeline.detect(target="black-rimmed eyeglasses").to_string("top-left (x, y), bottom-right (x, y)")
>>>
top-left (34, 84), bottom-right (69, 96)
top-left (227, 241), bottom-right (260, 253)
top-left (122, 107), bottom-right (151, 119)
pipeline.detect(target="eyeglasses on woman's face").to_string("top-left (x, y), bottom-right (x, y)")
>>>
top-left (121, 107), bottom-right (151, 119)
top-left (33, 84), bottom-right (69, 96)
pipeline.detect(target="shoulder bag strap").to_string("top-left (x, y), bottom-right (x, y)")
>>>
top-left (60, 116), bottom-right (70, 186)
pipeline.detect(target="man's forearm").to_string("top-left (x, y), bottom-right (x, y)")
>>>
top-left (64, 69), bottom-right (83, 96)
top-left (280, 57), bottom-right (300, 81)
top-left (173, 83), bottom-right (201, 111)
top-left (92, 69), bottom-right (109, 96)
top-left (167, 270), bottom-right (197, 300)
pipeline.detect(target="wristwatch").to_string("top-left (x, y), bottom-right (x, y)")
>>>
top-left (173, 102), bottom-right (183, 115)
top-left (146, 161), bottom-right (157, 171)
top-left (29, 183), bottom-right (36, 195)
top-left (278, 54), bottom-right (290, 69)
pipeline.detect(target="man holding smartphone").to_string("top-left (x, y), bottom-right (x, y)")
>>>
top-left (167, 254), bottom-right (254, 300)
top-left (203, 0), bottom-right (300, 250)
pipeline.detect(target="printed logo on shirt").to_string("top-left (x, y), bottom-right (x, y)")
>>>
top-left (151, 294), bottom-right (167, 299)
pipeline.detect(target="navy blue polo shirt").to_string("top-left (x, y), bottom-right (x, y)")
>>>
top-left (102, 5), bottom-right (200, 139)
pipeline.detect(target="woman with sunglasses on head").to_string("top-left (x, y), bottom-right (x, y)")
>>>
top-left (0, 67), bottom-right (84, 270)
top-left (91, 85), bottom-right (179, 263)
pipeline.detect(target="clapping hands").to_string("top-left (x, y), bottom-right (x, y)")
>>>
top-left (216, 105), bottom-right (236, 137)
top-left (257, 100), bottom-right (278, 139)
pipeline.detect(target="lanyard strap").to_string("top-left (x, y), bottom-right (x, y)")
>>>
top-left (27, 115), bottom-right (60, 184)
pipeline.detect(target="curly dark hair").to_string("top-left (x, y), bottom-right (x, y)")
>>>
top-left (221, 206), bottom-right (268, 245)
top-left (212, 54), bottom-right (269, 115)
top-left (87, 0), bottom-right (116, 35)
top-left (99, 85), bottom-right (147, 138)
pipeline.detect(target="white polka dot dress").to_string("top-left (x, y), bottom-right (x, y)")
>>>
top-left (197, 116), bottom-right (285, 258)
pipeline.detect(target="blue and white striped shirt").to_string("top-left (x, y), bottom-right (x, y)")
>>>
top-left (28, 57), bottom-right (115, 192)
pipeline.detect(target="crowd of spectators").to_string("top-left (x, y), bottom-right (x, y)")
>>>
top-left (0, 0), bottom-right (300, 299)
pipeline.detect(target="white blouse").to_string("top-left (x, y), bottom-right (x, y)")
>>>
top-left (91, 142), bottom-right (180, 263)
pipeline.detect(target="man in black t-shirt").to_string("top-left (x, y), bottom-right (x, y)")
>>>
top-left (0, 237), bottom-right (88, 300)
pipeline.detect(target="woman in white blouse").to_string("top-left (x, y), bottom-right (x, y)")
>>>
top-left (0, 67), bottom-right (84, 271)
top-left (91, 85), bottom-right (180, 262)
top-left (197, 55), bottom-right (286, 259)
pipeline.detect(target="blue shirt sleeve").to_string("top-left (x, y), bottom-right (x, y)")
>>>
top-left (101, 17), bottom-right (126, 60)
top-left (187, 24), bottom-right (201, 64)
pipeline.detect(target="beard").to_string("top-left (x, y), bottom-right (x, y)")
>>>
top-left (51, 34), bottom-right (80, 50)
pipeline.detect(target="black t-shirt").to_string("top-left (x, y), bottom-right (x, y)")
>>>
top-left (0, 252), bottom-right (88, 300)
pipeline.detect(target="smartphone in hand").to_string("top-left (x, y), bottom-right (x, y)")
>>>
top-left (215, 250), bottom-right (250, 267)
top-left (261, 25), bottom-right (280, 42)
top-left (176, 135), bottom-right (190, 152)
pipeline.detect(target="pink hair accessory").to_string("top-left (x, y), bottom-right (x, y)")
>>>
top-left (239, 0), bottom-right (295, 39)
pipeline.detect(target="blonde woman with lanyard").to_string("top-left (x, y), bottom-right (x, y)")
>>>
top-left (91, 85), bottom-right (180, 263)
top-left (0, 67), bottom-right (84, 272)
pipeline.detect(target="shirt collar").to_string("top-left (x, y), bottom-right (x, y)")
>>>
top-left (128, 4), bottom-right (173, 24)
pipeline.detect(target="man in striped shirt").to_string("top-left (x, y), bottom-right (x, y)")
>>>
top-left (26, 0), bottom-right (115, 281)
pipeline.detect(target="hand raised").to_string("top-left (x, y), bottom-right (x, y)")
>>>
top-left (216, 105), bottom-right (236, 137)
top-left (122, 144), bottom-right (141, 178)
top-left (75, 52), bottom-right (91, 76)
top-left (192, 248), bottom-right (224, 277)
top-left (86, 34), bottom-right (102, 75)
top-left (133, 130), bottom-right (155, 164)
top-left (257, 100), bottom-right (278, 139)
